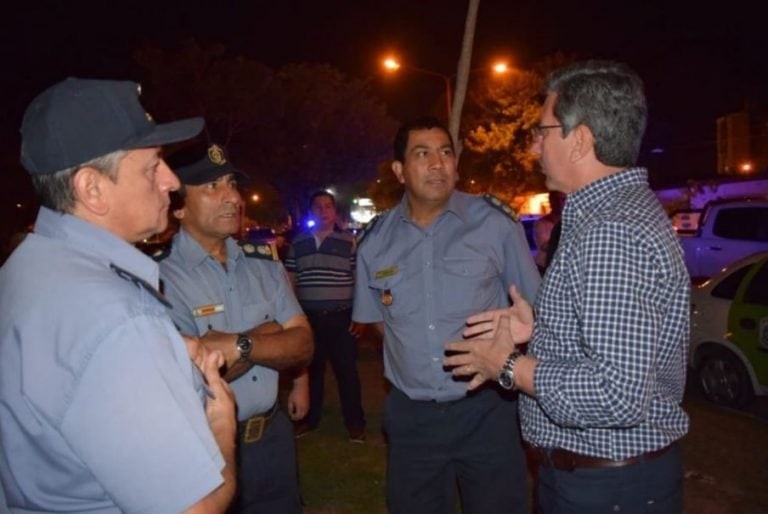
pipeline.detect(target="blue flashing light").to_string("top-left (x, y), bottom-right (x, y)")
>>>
top-left (306, 219), bottom-right (316, 229)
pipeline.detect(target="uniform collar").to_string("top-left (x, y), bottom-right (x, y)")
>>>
top-left (34, 206), bottom-right (160, 286)
top-left (395, 190), bottom-right (469, 224)
top-left (175, 227), bottom-right (242, 269)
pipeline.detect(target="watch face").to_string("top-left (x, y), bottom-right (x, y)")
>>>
top-left (498, 370), bottom-right (514, 390)
top-left (237, 335), bottom-right (252, 357)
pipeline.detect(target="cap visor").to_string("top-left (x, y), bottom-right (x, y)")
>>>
top-left (129, 117), bottom-right (204, 149)
top-left (182, 166), bottom-right (251, 186)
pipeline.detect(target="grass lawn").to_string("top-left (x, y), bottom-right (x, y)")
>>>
top-left (291, 337), bottom-right (768, 514)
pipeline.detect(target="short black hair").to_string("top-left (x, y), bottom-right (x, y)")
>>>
top-left (393, 116), bottom-right (453, 163)
top-left (308, 190), bottom-right (336, 210)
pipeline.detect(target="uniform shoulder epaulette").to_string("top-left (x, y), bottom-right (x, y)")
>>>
top-left (356, 212), bottom-right (384, 247)
top-left (110, 263), bottom-right (172, 308)
top-left (240, 240), bottom-right (279, 261)
top-left (149, 242), bottom-right (172, 262)
top-left (482, 194), bottom-right (519, 222)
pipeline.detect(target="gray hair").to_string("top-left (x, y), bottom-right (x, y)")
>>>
top-left (547, 60), bottom-right (647, 167)
top-left (30, 150), bottom-right (126, 213)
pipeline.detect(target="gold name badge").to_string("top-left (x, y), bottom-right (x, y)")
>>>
top-left (375, 266), bottom-right (399, 280)
top-left (192, 304), bottom-right (225, 317)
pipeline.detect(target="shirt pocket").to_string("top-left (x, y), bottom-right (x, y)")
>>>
top-left (192, 307), bottom-right (226, 335)
top-left (368, 264), bottom-right (419, 321)
top-left (241, 299), bottom-right (276, 329)
top-left (441, 257), bottom-right (499, 316)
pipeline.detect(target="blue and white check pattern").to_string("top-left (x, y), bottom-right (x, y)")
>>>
top-left (520, 168), bottom-right (690, 460)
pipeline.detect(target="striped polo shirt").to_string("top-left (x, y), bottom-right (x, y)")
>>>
top-left (285, 228), bottom-right (356, 312)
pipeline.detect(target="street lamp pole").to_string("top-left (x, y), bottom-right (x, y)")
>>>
top-left (408, 65), bottom-right (453, 120)
top-left (383, 58), bottom-right (453, 120)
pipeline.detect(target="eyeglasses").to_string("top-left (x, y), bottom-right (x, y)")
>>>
top-left (530, 124), bottom-right (563, 139)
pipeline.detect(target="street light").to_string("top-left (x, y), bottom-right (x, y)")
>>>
top-left (492, 62), bottom-right (509, 74)
top-left (383, 57), bottom-right (453, 119)
top-left (381, 56), bottom-right (510, 120)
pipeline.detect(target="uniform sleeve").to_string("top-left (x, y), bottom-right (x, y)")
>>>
top-left (163, 276), bottom-right (202, 336)
top-left (352, 246), bottom-right (382, 323)
top-left (502, 219), bottom-right (541, 304)
top-left (273, 263), bottom-right (304, 324)
top-left (61, 315), bottom-right (223, 514)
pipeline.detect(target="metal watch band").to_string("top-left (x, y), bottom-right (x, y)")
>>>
top-left (498, 350), bottom-right (522, 390)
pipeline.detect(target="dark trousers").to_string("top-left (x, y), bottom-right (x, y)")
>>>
top-left (305, 308), bottom-right (365, 430)
top-left (229, 408), bottom-right (302, 514)
top-left (536, 443), bottom-right (683, 514)
top-left (383, 387), bottom-right (528, 514)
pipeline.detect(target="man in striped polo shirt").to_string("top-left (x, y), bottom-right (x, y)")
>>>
top-left (285, 191), bottom-right (366, 442)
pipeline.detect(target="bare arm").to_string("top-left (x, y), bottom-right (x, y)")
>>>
top-left (371, 322), bottom-right (384, 337)
top-left (200, 315), bottom-right (313, 381)
top-left (348, 321), bottom-right (365, 339)
top-left (286, 367), bottom-right (310, 420)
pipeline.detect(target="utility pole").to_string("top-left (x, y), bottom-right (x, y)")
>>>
top-left (450, 0), bottom-right (480, 154)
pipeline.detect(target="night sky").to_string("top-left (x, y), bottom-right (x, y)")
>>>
top-left (2, 1), bottom-right (765, 179)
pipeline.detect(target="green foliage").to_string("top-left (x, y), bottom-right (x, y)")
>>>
top-left (459, 69), bottom-right (545, 203)
top-left (459, 53), bottom-right (576, 204)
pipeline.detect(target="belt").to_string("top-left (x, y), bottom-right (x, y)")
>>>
top-left (307, 306), bottom-right (352, 316)
top-left (237, 403), bottom-right (278, 444)
top-left (529, 443), bottom-right (675, 472)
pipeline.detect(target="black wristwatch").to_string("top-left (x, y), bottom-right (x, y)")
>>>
top-left (498, 351), bottom-right (522, 390)
top-left (236, 333), bottom-right (253, 362)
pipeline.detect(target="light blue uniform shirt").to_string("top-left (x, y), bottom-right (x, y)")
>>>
top-left (0, 207), bottom-right (224, 514)
top-left (159, 228), bottom-right (303, 420)
top-left (353, 191), bottom-right (541, 401)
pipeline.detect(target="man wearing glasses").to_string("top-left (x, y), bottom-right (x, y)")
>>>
top-left (446, 61), bottom-right (689, 513)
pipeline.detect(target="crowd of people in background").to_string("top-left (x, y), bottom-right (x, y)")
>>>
top-left (0, 59), bottom-right (689, 514)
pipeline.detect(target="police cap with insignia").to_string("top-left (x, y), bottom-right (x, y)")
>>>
top-left (20, 77), bottom-right (204, 175)
top-left (169, 141), bottom-right (250, 186)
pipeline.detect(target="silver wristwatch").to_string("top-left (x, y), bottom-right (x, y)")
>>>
top-left (236, 333), bottom-right (253, 362)
top-left (498, 351), bottom-right (522, 390)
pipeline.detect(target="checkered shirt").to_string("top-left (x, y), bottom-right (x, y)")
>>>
top-left (520, 168), bottom-right (690, 460)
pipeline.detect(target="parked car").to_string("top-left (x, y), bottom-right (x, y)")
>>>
top-left (244, 226), bottom-right (276, 245)
top-left (678, 198), bottom-right (768, 281)
top-left (689, 251), bottom-right (768, 408)
top-left (670, 208), bottom-right (702, 235)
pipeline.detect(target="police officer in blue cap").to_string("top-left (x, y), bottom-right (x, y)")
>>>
top-left (353, 116), bottom-right (540, 514)
top-left (158, 142), bottom-right (313, 514)
top-left (0, 78), bottom-right (237, 512)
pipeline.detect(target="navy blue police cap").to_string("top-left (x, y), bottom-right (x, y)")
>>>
top-left (20, 77), bottom-right (204, 175)
top-left (170, 142), bottom-right (250, 186)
